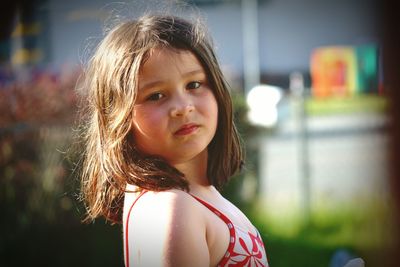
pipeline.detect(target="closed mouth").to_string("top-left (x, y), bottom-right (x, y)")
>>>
top-left (174, 123), bottom-right (199, 136)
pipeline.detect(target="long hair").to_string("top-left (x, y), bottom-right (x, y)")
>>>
top-left (79, 15), bottom-right (243, 223)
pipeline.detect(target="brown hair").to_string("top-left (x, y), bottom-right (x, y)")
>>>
top-left (79, 15), bottom-right (243, 223)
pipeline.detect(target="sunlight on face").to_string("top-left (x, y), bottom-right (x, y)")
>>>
top-left (132, 48), bottom-right (218, 166)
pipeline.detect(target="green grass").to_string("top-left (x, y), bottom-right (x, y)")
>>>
top-left (246, 198), bottom-right (397, 267)
top-left (305, 94), bottom-right (388, 116)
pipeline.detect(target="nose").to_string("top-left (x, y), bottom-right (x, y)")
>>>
top-left (170, 95), bottom-right (194, 117)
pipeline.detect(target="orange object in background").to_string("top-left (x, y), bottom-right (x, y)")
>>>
top-left (310, 45), bottom-right (379, 99)
top-left (310, 46), bottom-right (357, 98)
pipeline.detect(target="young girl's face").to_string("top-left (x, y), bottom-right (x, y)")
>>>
top-left (132, 48), bottom-right (218, 166)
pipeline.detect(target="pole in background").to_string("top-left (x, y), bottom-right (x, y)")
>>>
top-left (242, 0), bottom-right (260, 95)
top-left (290, 71), bottom-right (312, 226)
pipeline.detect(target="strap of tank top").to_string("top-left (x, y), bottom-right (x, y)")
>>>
top-left (125, 190), bottom-right (147, 267)
top-left (188, 193), bottom-right (234, 225)
top-left (188, 193), bottom-right (236, 266)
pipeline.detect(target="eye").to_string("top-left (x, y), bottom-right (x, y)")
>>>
top-left (186, 81), bottom-right (201, 90)
top-left (146, 92), bottom-right (164, 101)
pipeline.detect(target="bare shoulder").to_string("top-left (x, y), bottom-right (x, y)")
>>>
top-left (129, 189), bottom-right (202, 217)
top-left (125, 189), bottom-right (205, 236)
top-left (125, 189), bottom-right (209, 267)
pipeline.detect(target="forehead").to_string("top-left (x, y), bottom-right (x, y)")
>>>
top-left (139, 48), bottom-right (204, 77)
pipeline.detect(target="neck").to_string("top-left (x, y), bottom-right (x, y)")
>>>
top-left (172, 150), bottom-right (210, 187)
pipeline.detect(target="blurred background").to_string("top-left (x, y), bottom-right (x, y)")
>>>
top-left (0, 0), bottom-right (398, 266)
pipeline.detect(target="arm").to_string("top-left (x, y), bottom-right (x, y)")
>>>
top-left (126, 190), bottom-right (210, 267)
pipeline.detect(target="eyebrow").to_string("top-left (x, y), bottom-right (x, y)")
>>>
top-left (139, 69), bottom-right (205, 91)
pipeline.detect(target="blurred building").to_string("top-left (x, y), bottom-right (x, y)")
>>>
top-left (1, 0), bottom-right (380, 89)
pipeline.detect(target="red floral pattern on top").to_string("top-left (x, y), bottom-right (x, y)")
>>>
top-left (225, 229), bottom-right (267, 267)
top-left (190, 195), bottom-right (269, 267)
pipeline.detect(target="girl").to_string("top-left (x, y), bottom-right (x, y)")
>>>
top-left (80, 14), bottom-right (269, 267)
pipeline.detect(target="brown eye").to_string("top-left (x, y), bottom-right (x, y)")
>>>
top-left (146, 93), bottom-right (164, 101)
top-left (187, 81), bottom-right (201, 90)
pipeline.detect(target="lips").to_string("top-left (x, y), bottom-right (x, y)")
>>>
top-left (174, 123), bottom-right (199, 136)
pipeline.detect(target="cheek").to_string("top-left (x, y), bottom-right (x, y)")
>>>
top-left (207, 93), bottom-right (219, 124)
top-left (132, 107), bottom-right (162, 137)
top-left (199, 93), bottom-right (219, 137)
top-left (135, 105), bottom-right (164, 123)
